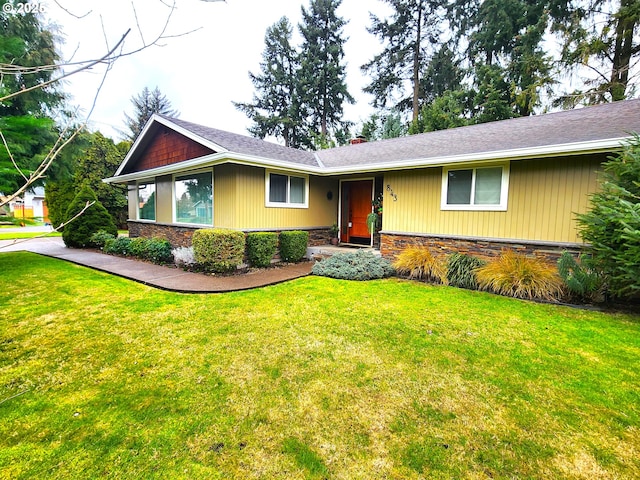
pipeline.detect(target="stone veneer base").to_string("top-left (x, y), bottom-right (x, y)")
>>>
top-left (380, 232), bottom-right (584, 262)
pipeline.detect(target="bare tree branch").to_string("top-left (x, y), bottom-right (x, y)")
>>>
top-left (0, 200), bottom-right (95, 250)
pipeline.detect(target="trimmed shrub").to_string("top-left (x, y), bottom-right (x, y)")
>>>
top-left (129, 237), bottom-right (148, 258)
top-left (279, 230), bottom-right (309, 263)
top-left (312, 250), bottom-right (395, 280)
top-left (393, 246), bottom-right (447, 284)
top-left (103, 236), bottom-right (132, 256)
top-left (246, 232), bottom-right (277, 268)
top-left (475, 250), bottom-right (564, 302)
top-left (89, 230), bottom-right (116, 249)
top-left (192, 228), bottom-right (245, 273)
top-left (447, 253), bottom-right (486, 290)
top-left (143, 237), bottom-right (173, 264)
top-left (557, 251), bottom-right (604, 302)
top-left (62, 185), bottom-right (117, 248)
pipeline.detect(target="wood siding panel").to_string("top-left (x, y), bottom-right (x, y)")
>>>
top-left (155, 175), bottom-right (174, 224)
top-left (384, 155), bottom-right (603, 244)
top-left (213, 164), bottom-right (237, 229)
top-left (123, 126), bottom-right (214, 174)
top-left (212, 164), bottom-right (339, 230)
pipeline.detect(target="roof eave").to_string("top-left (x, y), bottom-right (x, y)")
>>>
top-left (104, 152), bottom-right (325, 184)
top-left (104, 136), bottom-right (629, 183)
top-left (112, 114), bottom-right (230, 177)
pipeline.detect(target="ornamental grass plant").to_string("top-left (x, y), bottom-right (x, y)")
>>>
top-left (475, 250), bottom-right (564, 301)
top-left (393, 246), bottom-right (447, 284)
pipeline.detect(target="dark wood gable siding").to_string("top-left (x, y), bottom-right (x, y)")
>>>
top-left (122, 125), bottom-right (215, 174)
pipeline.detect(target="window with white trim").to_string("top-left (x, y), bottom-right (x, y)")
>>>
top-left (442, 164), bottom-right (509, 210)
top-left (137, 182), bottom-right (156, 221)
top-left (174, 171), bottom-right (213, 225)
top-left (266, 171), bottom-right (308, 208)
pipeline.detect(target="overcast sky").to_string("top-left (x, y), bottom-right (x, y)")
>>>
top-left (42, 0), bottom-right (394, 142)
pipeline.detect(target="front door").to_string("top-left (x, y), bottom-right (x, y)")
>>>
top-left (340, 180), bottom-right (373, 244)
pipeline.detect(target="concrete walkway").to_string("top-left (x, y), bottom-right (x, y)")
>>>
top-left (0, 237), bottom-right (314, 293)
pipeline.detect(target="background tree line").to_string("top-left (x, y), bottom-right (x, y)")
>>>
top-left (237, 0), bottom-right (640, 145)
top-left (1, 0), bottom-right (181, 231)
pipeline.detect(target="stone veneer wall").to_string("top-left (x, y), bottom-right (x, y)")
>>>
top-left (380, 232), bottom-right (583, 263)
top-left (128, 221), bottom-right (332, 249)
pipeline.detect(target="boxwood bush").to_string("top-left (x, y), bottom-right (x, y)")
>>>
top-left (246, 232), bottom-right (277, 268)
top-left (312, 250), bottom-right (395, 280)
top-left (103, 236), bottom-right (132, 256)
top-left (279, 230), bottom-right (309, 263)
top-left (192, 228), bottom-right (245, 273)
top-left (89, 230), bottom-right (116, 249)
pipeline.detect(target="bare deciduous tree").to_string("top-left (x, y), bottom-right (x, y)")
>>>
top-left (0, 0), bottom-right (200, 231)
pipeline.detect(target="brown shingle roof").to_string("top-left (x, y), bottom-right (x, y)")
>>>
top-left (164, 116), bottom-right (319, 168)
top-left (317, 99), bottom-right (640, 168)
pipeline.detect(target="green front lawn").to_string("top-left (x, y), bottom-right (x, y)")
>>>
top-left (1, 252), bottom-right (639, 479)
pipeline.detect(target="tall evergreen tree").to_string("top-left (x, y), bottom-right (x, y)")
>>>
top-left (298, 0), bottom-right (354, 142)
top-left (123, 86), bottom-right (179, 141)
top-left (233, 17), bottom-right (306, 148)
top-left (75, 132), bottom-right (129, 227)
top-left (361, 0), bottom-right (445, 123)
top-left (0, 4), bottom-right (64, 194)
top-left (449, 0), bottom-right (554, 119)
top-left (551, 0), bottom-right (640, 104)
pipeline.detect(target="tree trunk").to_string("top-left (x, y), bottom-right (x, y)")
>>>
top-left (609, 0), bottom-right (637, 101)
top-left (412, 1), bottom-right (423, 123)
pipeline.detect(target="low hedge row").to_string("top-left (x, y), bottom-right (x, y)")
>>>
top-left (90, 231), bottom-right (173, 264)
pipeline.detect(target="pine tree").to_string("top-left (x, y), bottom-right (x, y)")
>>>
top-left (233, 17), bottom-right (306, 148)
top-left (449, 0), bottom-right (554, 119)
top-left (361, 0), bottom-right (445, 123)
top-left (551, 0), bottom-right (640, 104)
top-left (298, 0), bottom-right (354, 142)
top-left (123, 86), bottom-right (179, 141)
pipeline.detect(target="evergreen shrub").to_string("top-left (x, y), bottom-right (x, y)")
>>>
top-left (557, 251), bottom-right (604, 302)
top-left (312, 250), bottom-right (395, 280)
top-left (279, 230), bottom-right (308, 262)
top-left (246, 232), bottom-right (277, 267)
top-left (89, 230), bottom-right (116, 249)
top-left (192, 228), bottom-right (245, 273)
top-left (475, 250), bottom-right (564, 301)
top-left (103, 236), bottom-right (132, 256)
top-left (576, 135), bottom-right (640, 298)
top-left (62, 185), bottom-right (117, 248)
top-left (393, 246), bottom-right (447, 283)
top-left (447, 253), bottom-right (486, 289)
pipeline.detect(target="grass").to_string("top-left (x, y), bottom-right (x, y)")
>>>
top-left (0, 231), bottom-right (61, 240)
top-left (1, 252), bottom-right (639, 479)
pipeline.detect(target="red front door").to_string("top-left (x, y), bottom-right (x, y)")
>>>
top-left (341, 180), bottom-right (373, 244)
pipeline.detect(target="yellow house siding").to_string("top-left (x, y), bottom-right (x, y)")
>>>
top-left (214, 164), bottom-right (338, 230)
top-left (383, 155), bottom-right (603, 244)
top-left (212, 164), bottom-right (237, 228)
top-left (155, 175), bottom-right (174, 224)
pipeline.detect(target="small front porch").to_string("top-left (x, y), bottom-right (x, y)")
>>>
top-left (306, 243), bottom-right (381, 260)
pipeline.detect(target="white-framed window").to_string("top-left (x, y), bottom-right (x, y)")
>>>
top-left (137, 181), bottom-right (156, 221)
top-left (265, 171), bottom-right (309, 208)
top-left (174, 170), bottom-right (213, 225)
top-left (441, 164), bottom-right (509, 211)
